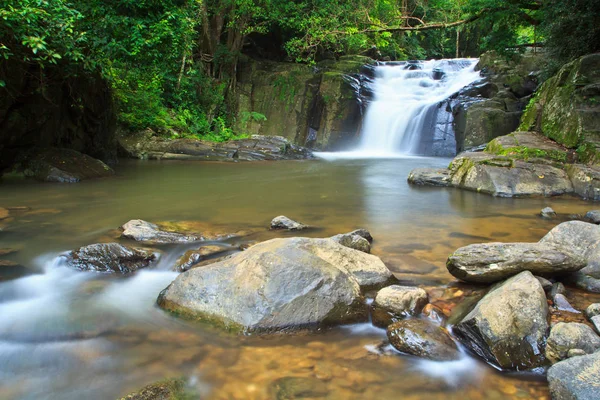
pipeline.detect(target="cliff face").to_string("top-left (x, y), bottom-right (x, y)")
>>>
top-left (0, 60), bottom-right (117, 171)
top-left (234, 55), bottom-right (374, 151)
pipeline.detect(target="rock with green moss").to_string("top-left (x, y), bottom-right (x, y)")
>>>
top-left (519, 53), bottom-right (600, 164)
top-left (119, 378), bottom-right (195, 400)
top-left (157, 237), bottom-right (395, 333)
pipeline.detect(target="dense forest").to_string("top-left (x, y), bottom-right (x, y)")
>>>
top-left (1, 0), bottom-right (599, 141)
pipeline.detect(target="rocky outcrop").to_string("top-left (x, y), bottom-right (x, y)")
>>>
top-left (454, 271), bottom-right (549, 370)
top-left (545, 322), bottom-right (600, 364)
top-left (13, 147), bottom-right (114, 183)
top-left (270, 216), bottom-right (310, 231)
top-left (387, 319), bottom-right (460, 361)
top-left (118, 132), bottom-right (313, 161)
top-left (157, 237), bottom-right (394, 332)
top-left (451, 51), bottom-right (543, 153)
top-left (234, 56), bottom-right (374, 150)
top-left (371, 285), bottom-right (428, 327)
top-left (447, 242), bottom-right (585, 283)
top-left (62, 243), bottom-right (156, 274)
top-left (121, 220), bottom-right (199, 244)
top-left (548, 352), bottom-right (600, 400)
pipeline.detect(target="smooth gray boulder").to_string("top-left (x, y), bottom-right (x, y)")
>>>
top-left (121, 219), bottom-right (199, 244)
top-left (372, 285), bottom-right (428, 327)
top-left (330, 233), bottom-right (370, 253)
top-left (548, 352), bottom-right (600, 400)
top-left (447, 242), bottom-right (585, 283)
top-left (270, 216), bottom-right (310, 231)
top-left (407, 168), bottom-right (451, 187)
top-left (546, 322), bottom-right (600, 364)
top-left (157, 237), bottom-right (394, 332)
top-left (541, 221), bottom-right (600, 293)
top-left (63, 243), bottom-right (156, 274)
top-left (454, 271), bottom-right (549, 370)
top-left (387, 319), bottom-right (460, 361)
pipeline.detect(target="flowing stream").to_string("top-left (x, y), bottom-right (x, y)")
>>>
top-left (1, 160), bottom-right (598, 399)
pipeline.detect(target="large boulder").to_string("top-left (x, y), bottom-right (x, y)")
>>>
top-left (548, 352), bottom-right (600, 400)
top-left (62, 243), bottom-right (156, 274)
top-left (15, 147), bottom-right (114, 183)
top-left (387, 319), bottom-right (460, 361)
top-left (157, 237), bottom-right (394, 332)
top-left (371, 285), bottom-right (428, 327)
top-left (121, 220), bottom-right (199, 244)
top-left (454, 271), bottom-right (549, 370)
top-left (545, 322), bottom-right (600, 364)
top-left (541, 221), bottom-right (600, 293)
top-left (447, 242), bottom-right (585, 283)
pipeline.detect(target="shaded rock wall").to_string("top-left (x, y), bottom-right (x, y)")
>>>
top-left (234, 56), bottom-right (374, 150)
top-left (0, 60), bottom-right (117, 171)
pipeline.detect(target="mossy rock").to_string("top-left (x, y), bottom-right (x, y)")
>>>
top-left (118, 378), bottom-right (195, 400)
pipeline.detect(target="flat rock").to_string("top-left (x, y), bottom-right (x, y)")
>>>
top-left (407, 168), bottom-right (451, 187)
top-left (545, 322), bottom-right (600, 364)
top-left (548, 352), bottom-right (600, 400)
top-left (387, 319), bottom-right (460, 361)
top-left (330, 233), bottom-right (370, 253)
top-left (454, 271), bottom-right (548, 370)
top-left (270, 215), bottom-right (310, 231)
top-left (16, 147), bottom-right (114, 183)
top-left (372, 285), bottom-right (429, 327)
top-left (62, 243), bottom-right (156, 274)
top-left (158, 237), bottom-right (394, 332)
top-left (121, 219), bottom-right (199, 244)
top-left (447, 242), bottom-right (585, 283)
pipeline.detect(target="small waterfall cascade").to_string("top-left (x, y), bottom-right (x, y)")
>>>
top-left (357, 59), bottom-right (480, 156)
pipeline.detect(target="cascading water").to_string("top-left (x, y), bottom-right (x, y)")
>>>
top-left (357, 59), bottom-right (481, 157)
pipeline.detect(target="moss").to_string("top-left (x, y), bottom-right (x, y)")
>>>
top-left (119, 378), bottom-right (196, 400)
top-left (492, 146), bottom-right (567, 163)
top-left (576, 142), bottom-right (600, 165)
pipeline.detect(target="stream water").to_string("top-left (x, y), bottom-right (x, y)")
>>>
top-left (1, 158), bottom-right (598, 399)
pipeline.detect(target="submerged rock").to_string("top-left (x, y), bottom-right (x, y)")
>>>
top-left (270, 377), bottom-right (328, 400)
top-left (119, 378), bottom-right (194, 400)
top-left (121, 219), bottom-right (199, 244)
top-left (270, 215), bottom-right (310, 231)
top-left (372, 285), bottom-right (428, 327)
top-left (387, 319), bottom-right (460, 361)
top-left (158, 237), bottom-right (394, 332)
top-left (454, 271), bottom-right (548, 370)
top-left (330, 233), bottom-right (370, 253)
top-left (545, 322), bottom-right (600, 364)
top-left (16, 147), bottom-right (114, 183)
top-left (63, 243), bottom-right (156, 274)
top-left (447, 242), bottom-right (585, 283)
top-left (548, 352), bottom-right (600, 400)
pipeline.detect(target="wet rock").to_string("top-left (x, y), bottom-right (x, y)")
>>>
top-left (16, 147), bottom-right (114, 183)
top-left (550, 282), bottom-right (567, 298)
top-left (545, 322), bottom-right (600, 364)
top-left (173, 246), bottom-right (229, 272)
top-left (119, 378), bottom-right (194, 400)
top-left (584, 210), bottom-right (600, 224)
top-left (372, 285), bottom-right (428, 327)
top-left (158, 237), bottom-right (395, 332)
top-left (407, 168), bottom-right (451, 187)
top-left (121, 219), bottom-right (199, 244)
top-left (586, 303), bottom-right (600, 319)
top-left (568, 164), bottom-right (600, 201)
top-left (330, 233), bottom-right (370, 253)
top-left (535, 276), bottom-right (554, 291)
top-left (63, 243), bottom-right (156, 274)
top-left (346, 228), bottom-right (373, 243)
top-left (386, 319), bottom-right (460, 361)
top-left (541, 207), bottom-right (557, 218)
top-left (447, 242), bottom-right (585, 283)
top-left (548, 352), bottom-right (600, 400)
top-left (270, 215), bottom-right (310, 231)
top-left (421, 304), bottom-right (447, 325)
top-left (553, 294), bottom-right (580, 313)
top-left (270, 377), bottom-right (328, 400)
top-left (454, 271), bottom-right (548, 370)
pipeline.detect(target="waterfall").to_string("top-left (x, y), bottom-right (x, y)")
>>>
top-left (357, 59), bottom-right (480, 157)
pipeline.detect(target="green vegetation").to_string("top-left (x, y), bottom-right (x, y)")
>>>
top-left (1, 0), bottom-right (599, 141)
